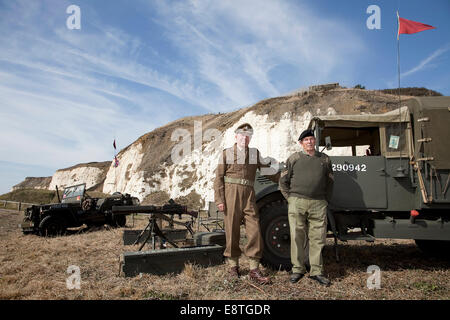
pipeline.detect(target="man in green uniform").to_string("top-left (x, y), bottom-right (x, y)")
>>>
top-left (214, 123), bottom-right (272, 284)
top-left (279, 129), bottom-right (334, 286)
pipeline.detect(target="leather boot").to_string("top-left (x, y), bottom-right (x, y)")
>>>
top-left (309, 274), bottom-right (331, 287)
top-left (229, 266), bottom-right (240, 278)
top-left (290, 272), bottom-right (305, 283)
top-left (249, 268), bottom-right (271, 285)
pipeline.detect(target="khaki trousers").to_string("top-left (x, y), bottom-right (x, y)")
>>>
top-left (223, 183), bottom-right (263, 260)
top-left (288, 197), bottom-right (328, 276)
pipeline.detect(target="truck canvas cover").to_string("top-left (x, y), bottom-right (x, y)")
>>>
top-left (309, 106), bottom-right (410, 129)
top-left (407, 97), bottom-right (450, 169)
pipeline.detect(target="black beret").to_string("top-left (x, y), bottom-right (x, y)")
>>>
top-left (298, 129), bottom-right (314, 141)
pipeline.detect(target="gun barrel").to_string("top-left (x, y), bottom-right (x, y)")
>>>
top-left (112, 205), bottom-right (161, 214)
top-left (112, 205), bottom-right (198, 218)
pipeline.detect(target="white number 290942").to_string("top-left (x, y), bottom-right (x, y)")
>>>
top-left (332, 163), bottom-right (367, 172)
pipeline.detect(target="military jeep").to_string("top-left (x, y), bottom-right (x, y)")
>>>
top-left (21, 183), bottom-right (140, 236)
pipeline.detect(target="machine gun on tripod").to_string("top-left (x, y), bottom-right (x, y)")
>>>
top-left (112, 199), bottom-right (198, 251)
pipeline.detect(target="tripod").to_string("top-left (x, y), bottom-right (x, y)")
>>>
top-left (134, 215), bottom-right (179, 251)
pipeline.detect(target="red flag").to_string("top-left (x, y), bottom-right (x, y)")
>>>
top-left (113, 139), bottom-right (116, 149)
top-left (398, 15), bottom-right (435, 38)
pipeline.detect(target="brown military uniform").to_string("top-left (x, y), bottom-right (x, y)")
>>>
top-left (214, 143), bottom-right (268, 260)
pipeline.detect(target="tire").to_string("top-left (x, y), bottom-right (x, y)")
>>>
top-left (259, 193), bottom-right (311, 271)
top-left (259, 195), bottom-right (292, 270)
top-left (415, 239), bottom-right (450, 259)
top-left (39, 215), bottom-right (67, 237)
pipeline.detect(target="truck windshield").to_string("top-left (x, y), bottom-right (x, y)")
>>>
top-left (319, 126), bottom-right (381, 156)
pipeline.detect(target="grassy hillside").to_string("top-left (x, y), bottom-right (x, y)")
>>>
top-left (12, 177), bottom-right (52, 190)
top-left (0, 188), bottom-right (112, 205)
top-left (379, 87), bottom-right (443, 96)
top-left (0, 189), bottom-right (58, 204)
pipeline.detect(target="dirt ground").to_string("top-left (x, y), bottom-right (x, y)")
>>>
top-left (1, 208), bottom-right (449, 300)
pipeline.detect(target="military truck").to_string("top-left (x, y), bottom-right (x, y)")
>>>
top-left (21, 183), bottom-right (140, 236)
top-left (255, 96), bottom-right (450, 270)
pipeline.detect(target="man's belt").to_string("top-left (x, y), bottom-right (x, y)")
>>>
top-left (224, 176), bottom-right (254, 187)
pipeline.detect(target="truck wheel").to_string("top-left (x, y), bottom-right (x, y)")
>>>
top-left (259, 197), bottom-right (292, 271)
top-left (415, 240), bottom-right (450, 258)
top-left (39, 216), bottom-right (66, 237)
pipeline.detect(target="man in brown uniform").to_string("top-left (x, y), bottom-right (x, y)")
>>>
top-left (214, 123), bottom-right (271, 284)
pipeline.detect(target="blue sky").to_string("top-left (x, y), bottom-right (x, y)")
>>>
top-left (0, 0), bottom-right (449, 194)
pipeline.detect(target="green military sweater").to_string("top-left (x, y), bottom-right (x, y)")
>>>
top-left (279, 150), bottom-right (334, 201)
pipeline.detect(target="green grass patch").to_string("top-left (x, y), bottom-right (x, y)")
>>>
top-left (412, 281), bottom-right (442, 293)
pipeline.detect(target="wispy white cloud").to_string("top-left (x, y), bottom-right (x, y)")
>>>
top-left (0, 1), bottom-right (200, 173)
top-left (401, 44), bottom-right (450, 78)
top-left (150, 0), bottom-right (365, 108)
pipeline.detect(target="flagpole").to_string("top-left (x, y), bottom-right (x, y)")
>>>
top-left (396, 10), bottom-right (406, 177)
top-left (114, 136), bottom-right (117, 193)
top-left (395, 12), bottom-right (435, 178)
top-left (397, 11), bottom-right (401, 100)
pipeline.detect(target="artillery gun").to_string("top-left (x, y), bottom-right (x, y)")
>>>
top-left (113, 200), bottom-right (226, 277)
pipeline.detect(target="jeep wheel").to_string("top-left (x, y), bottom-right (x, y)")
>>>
top-left (259, 196), bottom-right (292, 270)
top-left (39, 216), bottom-right (66, 237)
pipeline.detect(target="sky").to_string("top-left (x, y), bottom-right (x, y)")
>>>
top-left (0, 0), bottom-right (449, 194)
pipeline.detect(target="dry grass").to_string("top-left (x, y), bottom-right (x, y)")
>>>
top-left (1, 209), bottom-right (449, 300)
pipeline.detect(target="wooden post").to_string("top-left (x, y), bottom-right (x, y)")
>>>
top-left (18, 202), bottom-right (22, 211)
